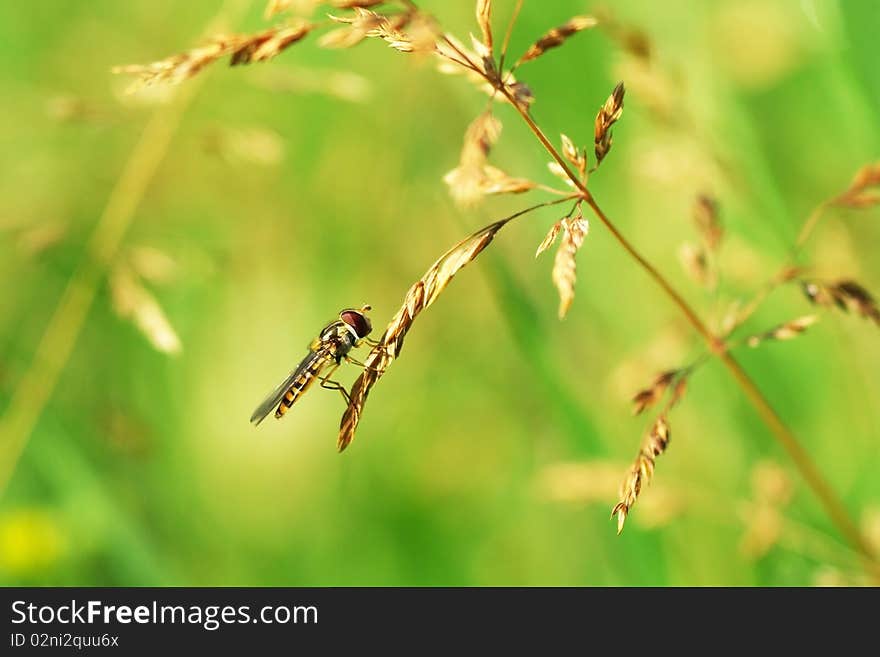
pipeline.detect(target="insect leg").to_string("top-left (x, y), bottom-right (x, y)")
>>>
top-left (318, 365), bottom-right (352, 405)
top-left (344, 354), bottom-right (388, 375)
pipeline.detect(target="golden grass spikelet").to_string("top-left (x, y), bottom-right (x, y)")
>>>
top-left (445, 112), bottom-right (534, 204)
top-left (594, 81), bottom-right (625, 166)
top-left (832, 162), bottom-right (880, 209)
top-left (517, 15), bottom-right (598, 65)
top-left (560, 133), bottom-right (587, 180)
top-left (113, 22), bottom-right (315, 91)
top-left (747, 315), bottom-right (818, 348)
top-left (612, 415), bottom-right (670, 534)
top-left (264, 0), bottom-right (292, 19)
top-left (475, 0), bottom-right (493, 52)
top-left (263, 0), bottom-right (312, 19)
top-left (337, 218), bottom-right (511, 451)
top-left (549, 209), bottom-right (589, 319)
top-left (631, 370), bottom-right (677, 416)
top-left (546, 161), bottom-right (575, 188)
top-left (321, 8), bottom-right (426, 52)
top-left (113, 36), bottom-right (242, 90)
top-left (535, 221), bottom-right (561, 258)
top-left (110, 266), bottom-right (182, 355)
top-left (803, 279), bottom-right (880, 326)
top-left (479, 165), bottom-right (537, 196)
top-left (593, 82), bottom-right (626, 168)
top-left (444, 111), bottom-right (500, 205)
top-left (320, 10), bottom-right (384, 49)
top-left (230, 23), bottom-right (314, 65)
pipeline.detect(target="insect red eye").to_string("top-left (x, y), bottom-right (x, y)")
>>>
top-left (340, 310), bottom-right (372, 338)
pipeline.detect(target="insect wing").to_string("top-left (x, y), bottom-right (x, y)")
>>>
top-left (250, 350), bottom-right (325, 426)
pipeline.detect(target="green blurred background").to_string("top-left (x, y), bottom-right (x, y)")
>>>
top-left (1, 0), bottom-right (878, 586)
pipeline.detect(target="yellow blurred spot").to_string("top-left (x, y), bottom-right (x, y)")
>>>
top-left (739, 504), bottom-right (782, 559)
top-left (0, 509), bottom-right (66, 576)
top-left (751, 460), bottom-right (793, 506)
top-left (862, 507), bottom-right (880, 554)
top-left (710, 0), bottom-right (806, 89)
top-left (813, 566), bottom-right (849, 587)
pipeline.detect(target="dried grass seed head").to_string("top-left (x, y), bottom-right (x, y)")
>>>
top-left (631, 369), bottom-right (678, 416)
top-left (594, 81), bottom-right (625, 166)
top-left (803, 279), bottom-right (880, 326)
top-left (444, 112), bottom-right (535, 205)
top-left (518, 15), bottom-right (598, 65)
top-left (747, 315), bottom-right (818, 348)
top-left (114, 21), bottom-right (315, 91)
top-left (475, 0), bottom-right (493, 53)
top-left (537, 206), bottom-right (589, 319)
top-left (833, 162), bottom-right (880, 209)
top-left (612, 415), bottom-right (671, 534)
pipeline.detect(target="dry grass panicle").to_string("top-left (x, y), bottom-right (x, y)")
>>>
top-left (560, 133), bottom-right (587, 181)
top-left (550, 209), bottom-right (589, 319)
top-left (534, 202), bottom-right (590, 319)
top-left (113, 22), bottom-right (315, 91)
top-left (612, 415), bottom-right (671, 534)
top-left (631, 369), bottom-right (677, 416)
top-left (444, 111), bottom-right (536, 205)
top-left (803, 280), bottom-right (880, 326)
top-left (747, 315), bottom-right (818, 348)
top-left (517, 15), bottom-right (598, 65)
top-left (107, 0), bottom-right (880, 558)
top-left (594, 81), bottom-right (625, 166)
top-left (476, 0), bottom-right (493, 52)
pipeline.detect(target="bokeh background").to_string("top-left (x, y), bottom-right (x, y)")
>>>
top-left (1, 0), bottom-right (878, 586)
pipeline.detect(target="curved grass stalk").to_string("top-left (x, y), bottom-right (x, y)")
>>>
top-left (495, 82), bottom-right (878, 569)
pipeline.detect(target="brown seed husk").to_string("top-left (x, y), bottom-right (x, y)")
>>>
top-left (549, 210), bottom-right (589, 319)
top-left (803, 279), bottom-right (880, 326)
top-left (747, 315), bottom-right (818, 348)
top-left (594, 81), bottom-right (625, 166)
top-left (518, 16), bottom-right (598, 65)
top-left (612, 415), bottom-right (671, 534)
top-left (114, 22), bottom-right (315, 91)
top-left (476, 0), bottom-right (493, 52)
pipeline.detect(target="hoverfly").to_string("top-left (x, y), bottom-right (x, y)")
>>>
top-left (250, 305), bottom-right (374, 426)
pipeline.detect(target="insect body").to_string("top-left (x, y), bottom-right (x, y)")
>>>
top-left (250, 306), bottom-right (373, 426)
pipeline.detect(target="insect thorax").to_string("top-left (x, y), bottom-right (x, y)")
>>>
top-left (316, 321), bottom-right (356, 362)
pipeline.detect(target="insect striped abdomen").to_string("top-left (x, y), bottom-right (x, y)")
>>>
top-left (274, 354), bottom-right (328, 418)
